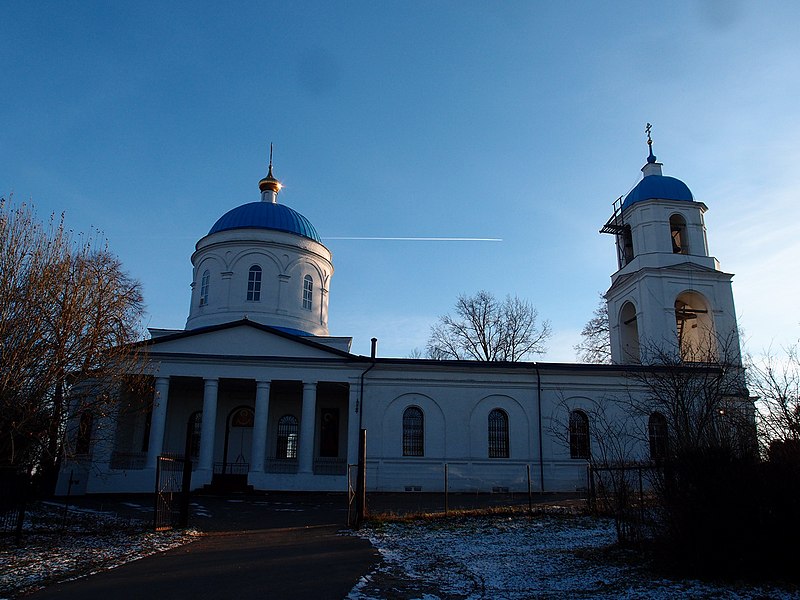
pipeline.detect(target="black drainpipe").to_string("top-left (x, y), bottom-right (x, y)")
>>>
top-left (535, 365), bottom-right (545, 493)
top-left (357, 337), bottom-right (378, 431)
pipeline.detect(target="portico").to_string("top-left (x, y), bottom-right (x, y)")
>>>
top-left (136, 367), bottom-right (356, 491)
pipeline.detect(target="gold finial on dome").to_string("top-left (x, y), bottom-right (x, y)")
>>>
top-left (258, 143), bottom-right (282, 198)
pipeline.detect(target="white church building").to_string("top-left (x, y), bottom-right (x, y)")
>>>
top-left (57, 140), bottom-right (742, 496)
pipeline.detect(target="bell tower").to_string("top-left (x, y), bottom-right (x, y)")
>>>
top-left (601, 126), bottom-right (740, 365)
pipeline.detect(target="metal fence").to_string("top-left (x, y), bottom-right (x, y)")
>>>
top-left (0, 467), bottom-right (30, 544)
top-left (352, 462), bottom-right (584, 520)
top-left (587, 463), bottom-right (663, 542)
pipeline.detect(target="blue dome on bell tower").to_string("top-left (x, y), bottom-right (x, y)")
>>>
top-left (621, 175), bottom-right (694, 210)
top-left (621, 126), bottom-right (695, 210)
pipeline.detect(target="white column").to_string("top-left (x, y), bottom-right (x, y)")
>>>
top-left (146, 377), bottom-right (170, 469)
top-left (298, 382), bottom-right (317, 474)
top-left (250, 380), bottom-right (270, 474)
top-left (198, 378), bottom-right (219, 472)
top-left (347, 384), bottom-right (360, 467)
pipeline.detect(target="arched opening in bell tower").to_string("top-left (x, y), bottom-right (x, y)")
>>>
top-left (674, 291), bottom-right (716, 362)
top-left (619, 225), bottom-right (634, 267)
top-left (619, 301), bottom-right (640, 363)
top-left (669, 214), bottom-right (688, 255)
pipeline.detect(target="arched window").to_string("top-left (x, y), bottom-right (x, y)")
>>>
top-left (618, 225), bottom-right (634, 267)
top-left (402, 406), bottom-right (424, 456)
top-left (488, 409), bottom-right (509, 458)
top-left (199, 270), bottom-right (210, 306)
top-left (302, 275), bottom-right (313, 310)
top-left (186, 411), bottom-right (202, 461)
top-left (247, 265), bottom-right (262, 301)
top-left (649, 412), bottom-right (669, 461)
top-left (620, 301), bottom-right (640, 364)
top-left (75, 411), bottom-right (93, 455)
top-left (569, 410), bottom-right (590, 459)
top-left (669, 214), bottom-right (688, 254)
top-left (276, 415), bottom-right (299, 459)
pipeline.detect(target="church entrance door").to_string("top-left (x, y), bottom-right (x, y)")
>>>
top-left (221, 406), bottom-right (254, 475)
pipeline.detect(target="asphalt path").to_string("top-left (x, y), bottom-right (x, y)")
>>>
top-left (27, 494), bottom-right (379, 600)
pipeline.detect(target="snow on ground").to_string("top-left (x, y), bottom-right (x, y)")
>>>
top-left (0, 502), bottom-right (198, 599)
top-left (4, 502), bottom-right (798, 599)
top-left (348, 513), bottom-right (798, 600)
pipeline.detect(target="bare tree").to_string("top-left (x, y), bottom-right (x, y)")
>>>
top-left (0, 198), bottom-right (147, 491)
top-left (617, 336), bottom-right (761, 572)
top-left (426, 290), bottom-right (551, 361)
top-left (553, 333), bottom-right (755, 549)
top-left (748, 340), bottom-right (800, 459)
top-left (551, 395), bottom-right (643, 544)
top-left (574, 293), bottom-right (611, 364)
top-left (624, 335), bottom-right (753, 458)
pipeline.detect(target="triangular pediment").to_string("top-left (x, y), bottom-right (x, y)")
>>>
top-left (145, 320), bottom-right (351, 359)
top-left (666, 261), bottom-right (726, 275)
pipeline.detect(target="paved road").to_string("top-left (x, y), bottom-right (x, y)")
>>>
top-left (28, 494), bottom-right (379, 600)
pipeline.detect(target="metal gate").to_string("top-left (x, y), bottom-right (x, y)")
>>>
top-left (154, 455), bottom-right (192, 531)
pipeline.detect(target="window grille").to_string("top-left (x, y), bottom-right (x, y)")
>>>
top-left (569, 410), bottom-right (590, 459)
top-left (648, 412), bottom-right (669, 461)
top-left (276, 414), bottom-right (299, 459)
top-left (247, 265), bottom-right (262, 301)
top-left (488, 409), bottom-right (509, 458)
top-left (302, 275), bottom-right (313, 310)
top-left (402, 406), bottom-right (424, 456)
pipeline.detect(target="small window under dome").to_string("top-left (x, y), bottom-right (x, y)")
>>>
top-left (247, 265), bottom-right (262, 301)
top-left (199, 270), bottom-right (210, 306)
top-left (302, 275), bottom-right (313, 310)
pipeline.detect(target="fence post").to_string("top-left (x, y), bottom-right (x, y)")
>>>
top-left (153, 457), bottom-right (161, 531)
top-left (527, 464), bottom-right (532, 514)
top-left (638, 466), bottom-right (644, 525)
top-left (179, 457), bottom-right (193, 528)
top-left (61, 469), bottom-right (75, 532)
top-left (444, 463), bottom-right (449, 515)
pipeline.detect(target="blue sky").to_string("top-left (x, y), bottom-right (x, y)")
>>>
top-left (2, 1), bottom-right (799, 360)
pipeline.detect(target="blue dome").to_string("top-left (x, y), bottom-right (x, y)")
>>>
top-left (209, 202), bottom-right (321, 243)
top-left (622, 175), bottom-right (694, 210)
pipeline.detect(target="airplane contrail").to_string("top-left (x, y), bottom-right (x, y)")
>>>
top-left (324, 236), bottom-right (503, 242)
